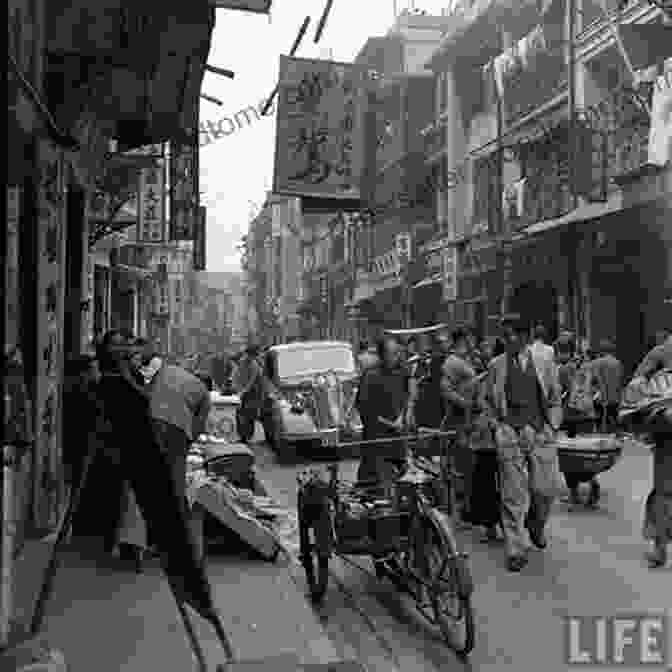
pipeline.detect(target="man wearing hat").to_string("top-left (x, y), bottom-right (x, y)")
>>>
top-left (484, 314), bottom-right (562, 572)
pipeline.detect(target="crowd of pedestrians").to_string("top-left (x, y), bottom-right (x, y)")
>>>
top-left (353, 319), bottom-right (671, 572)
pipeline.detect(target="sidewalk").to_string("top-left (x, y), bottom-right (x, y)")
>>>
top-left (6, 533), bottom-right (344, 671)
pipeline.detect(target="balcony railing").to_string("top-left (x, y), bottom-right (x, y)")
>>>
top-left (580, 82), bottom-right (652, 190)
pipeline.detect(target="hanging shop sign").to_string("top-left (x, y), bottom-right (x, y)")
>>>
top-left (34, 139), bottom-right (67, 532)
top-left (117, 244), bottom-right (150, 269)
top-left (193, 206), bottom-right (207, 271)
top-left (394, 233), bottom-right (412, 264)
top-left (274, 56), bottom-right (365, 200)
top-left (6, 187), bottom-right (21, 349)
top-left (442, 246), bottom-right (458, 302)
top-left (153, 280), bottom-right (170, 316)
top-left (137, 160), bottom-right (166, 242)
top-left (124, 143), bottom-right (165, 158)
top-left (169, 141), bottom-right (197, 240)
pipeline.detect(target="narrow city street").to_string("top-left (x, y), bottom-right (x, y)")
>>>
top-left (252, 428), bottom-right (672, 672)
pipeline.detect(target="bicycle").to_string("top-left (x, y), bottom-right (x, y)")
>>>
top-left (296, 427), bottom-right (475, 657)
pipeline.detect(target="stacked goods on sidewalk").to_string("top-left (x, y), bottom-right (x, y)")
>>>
top-left (184, 392), bottom-right (296, 561)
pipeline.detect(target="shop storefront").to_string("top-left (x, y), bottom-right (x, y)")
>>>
top-left (578, 196), bottom-right (672, 374)
top-left (454, 239), bottom-right (499, 339)
top-left (508, 225), bottom-right (574, 344)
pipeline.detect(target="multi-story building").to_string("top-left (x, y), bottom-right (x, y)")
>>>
top-left (425, 0), bottom-right (670, 370)
top-left (243, 197), bottom-right (274, 344)
top-left (347, 10), bottom-right (451, 339)
top-left (271, 195), bottom-right (303, 341)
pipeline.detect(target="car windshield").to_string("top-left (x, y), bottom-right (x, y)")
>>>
top-left (276, 346), bottom-right (355, 380)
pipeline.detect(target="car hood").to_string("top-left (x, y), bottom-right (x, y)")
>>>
top-left (277, 371), bottom-right (358, 388)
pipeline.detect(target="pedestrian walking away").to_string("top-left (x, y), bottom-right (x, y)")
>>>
top-left (591, 338), bottom-right (624, 432)
top-left (234, 344), bottom-right (264, 443)
top-left (484, 314), bottom-right (563, 572)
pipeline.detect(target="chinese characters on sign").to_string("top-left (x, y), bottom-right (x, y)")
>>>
top-left (274, 56), bottom-right (364, 199)
top-left (169, 142), bottom-right (197, 241)
top-left (442, 246), bottom-right (458, 302)
top-left (137, 161), bottom-right (166, 243)
top-left (193, 206), bottom-right (207, 271)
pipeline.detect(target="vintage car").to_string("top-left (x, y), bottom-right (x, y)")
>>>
top-left (260, 341), bottom-right (363, 459)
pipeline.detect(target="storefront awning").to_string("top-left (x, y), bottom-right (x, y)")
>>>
top-left (46, 2), bottom-right (215, 149)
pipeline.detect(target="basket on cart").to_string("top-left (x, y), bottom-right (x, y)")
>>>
top-left (553, 434), bottom-right (624, 477)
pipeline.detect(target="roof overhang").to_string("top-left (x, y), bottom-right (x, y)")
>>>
top-left (209, 0), bottom-right (271, 11)
top-left (46, 1), bottom-right (215, 150)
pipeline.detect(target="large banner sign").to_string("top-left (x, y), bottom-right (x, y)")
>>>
top-left (274, 56), bottom-right (365, 200)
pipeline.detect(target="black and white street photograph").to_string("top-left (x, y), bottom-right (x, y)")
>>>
top-left (3, 0), bottom-right (672, 670)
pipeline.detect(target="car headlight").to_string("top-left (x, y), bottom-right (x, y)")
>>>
top-left (290, 393), bottom-right (306, 413)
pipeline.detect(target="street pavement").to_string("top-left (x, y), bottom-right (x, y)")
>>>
top-left (8, 537), bottom-right (345, 671)
top-left (7, 427), bottom-right (669, 672)
top-left (6, 424), bottom-right (346, 672)
top-left (254, 431), bottom-right (672, 672)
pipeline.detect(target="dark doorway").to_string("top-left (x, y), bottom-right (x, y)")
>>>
top-left (510, 281), bottom-right (559, 342)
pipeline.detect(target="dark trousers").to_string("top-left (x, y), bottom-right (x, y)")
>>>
top-left (469, 451), bottom-right (501, 528)
top-left (150, 419), bottom-right (192, 541)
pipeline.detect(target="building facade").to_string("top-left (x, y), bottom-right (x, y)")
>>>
top-left (4, 0), bottom-right (215, 646)
top-left (425, 0), bottom-right (670, 370)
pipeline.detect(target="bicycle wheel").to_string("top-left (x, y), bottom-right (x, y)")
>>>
top-left (424, 518), bottom-right (475, 657)
top-left (297, 492), bottom-right (330, 604)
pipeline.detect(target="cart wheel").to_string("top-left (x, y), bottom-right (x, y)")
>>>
top-left (425, 523), bottom-right (475, 657)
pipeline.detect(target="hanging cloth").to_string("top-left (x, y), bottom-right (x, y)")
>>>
top-left (649, 62), bottom-right (672, 167)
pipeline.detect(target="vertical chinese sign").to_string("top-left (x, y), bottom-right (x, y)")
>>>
top-left (169, 141), bottom-right (197, 240)
top-left (274, 56), bottom-right (365, 200)
top-left (34, 139), bottom-right (67, 531)
top-left (442, 245), bottom-right (458, 303)
top-left (193, 206), bottom-right (207, 271)
top-left (137, 144), bottom-right (167, 242)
